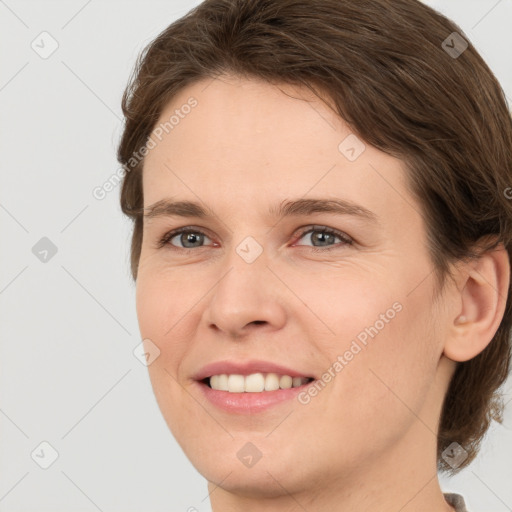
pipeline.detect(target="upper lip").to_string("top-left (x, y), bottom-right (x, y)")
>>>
top-left (193, 360), bottom-right (314, 381)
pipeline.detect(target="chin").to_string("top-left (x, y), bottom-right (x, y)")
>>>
top-left (175, 426), bottom-right (321, 496)
top-left (203, 460), bottom-right (306, 499)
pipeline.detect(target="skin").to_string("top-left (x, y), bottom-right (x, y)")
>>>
top-left (136, 74), bottom-right (510, 512)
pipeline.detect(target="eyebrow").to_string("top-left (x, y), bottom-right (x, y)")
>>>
top-left (143, 197), bottom-right (379, 224)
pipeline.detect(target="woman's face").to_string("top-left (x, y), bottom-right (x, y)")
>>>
top-left (136, 75), bottom-right (455, 496)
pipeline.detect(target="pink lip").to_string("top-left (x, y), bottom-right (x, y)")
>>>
top-left (192, 359), bottom-right (315, 414)
top-left (192, 359), bottom-right (313, 381)
top-left (195, 379), bottom-right (313, 414)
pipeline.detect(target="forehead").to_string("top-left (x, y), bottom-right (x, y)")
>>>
top-left (148, 75), bottom-right (347, 157)
top-left (142, 75), bottom-right (413, 227)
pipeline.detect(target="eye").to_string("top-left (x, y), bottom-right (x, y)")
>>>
top-left (293, 225), bottom-right (353, 252)
top-left (157, 227), bottom-right (214, 250)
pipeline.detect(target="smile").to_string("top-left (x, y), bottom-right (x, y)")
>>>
top-left (206, 373), bottom-right (314, 392)
top-left (193, 359), bottom-right (316, 413)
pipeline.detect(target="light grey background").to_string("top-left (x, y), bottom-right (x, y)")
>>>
top-left (1, 1), bottom-right (511, 511)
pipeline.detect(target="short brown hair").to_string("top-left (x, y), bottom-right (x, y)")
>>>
top-left (117, 0), bottom-right (512, 473)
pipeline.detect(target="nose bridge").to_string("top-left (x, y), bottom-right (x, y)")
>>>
top-left (204, 232), bottom-right (286, 336)
top-left (216, 233), bottom-right (270, 306)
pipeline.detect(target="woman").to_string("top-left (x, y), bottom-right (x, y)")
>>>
top-left (117, 1), bottom-right (512, 510)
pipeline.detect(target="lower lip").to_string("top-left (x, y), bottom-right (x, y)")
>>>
top-left (196, 380), bottom-right (312, 414)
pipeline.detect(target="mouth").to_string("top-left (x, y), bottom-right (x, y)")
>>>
top-left (193, 361), bottom-right (317, 414)
top-left (202, 373), bottom-right (314, 392)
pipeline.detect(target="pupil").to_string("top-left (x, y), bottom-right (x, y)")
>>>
top-left (314, 232), bottom-right (333, 246)
top-left (183, 233), bottom-right (202, 247)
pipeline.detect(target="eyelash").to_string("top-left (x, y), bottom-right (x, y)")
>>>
top-left (156, 225), bottom-right (353, 252)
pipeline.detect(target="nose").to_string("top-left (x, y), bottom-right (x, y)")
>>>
top-left (203, 244), bottom-right (287, 340)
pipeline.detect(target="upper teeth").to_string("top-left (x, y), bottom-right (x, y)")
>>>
top-left (209, 373), bottom-right (310, 392)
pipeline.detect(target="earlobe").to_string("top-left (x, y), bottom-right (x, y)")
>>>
top-left (443, 243), bottom-right (510, 363)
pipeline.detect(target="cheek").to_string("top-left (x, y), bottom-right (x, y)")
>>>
top-left (135, 274), bottom-right (200, 439)
top-left (135, 270), bottom-right (193, 377)
top-left (310, 256), bottom-right (439, 372)
top-left (304, 269), bottom-right (439, 439)
top-left (336, 296), bottom-right (437, 441)
top-left (135, 265), bottom-right (190, 339)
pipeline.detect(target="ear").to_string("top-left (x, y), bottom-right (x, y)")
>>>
top-left (443, 242), bottom-right (510, 362)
